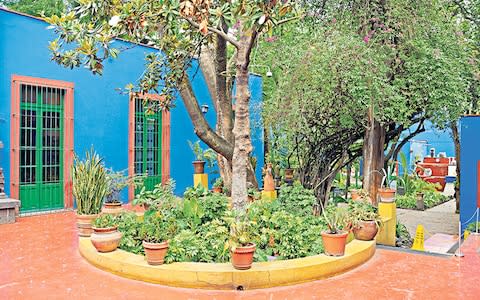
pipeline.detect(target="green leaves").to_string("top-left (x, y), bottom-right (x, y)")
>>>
top-left (72, 148), bottom-right (108, 215)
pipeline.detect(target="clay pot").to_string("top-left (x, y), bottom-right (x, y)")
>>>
top-left (102, 202), bottom-right (123, 215)
top-left (193, 161), bottom-right (206, 174)
top-left (378, 188), bottom-right (396, 203)
top-left (212, 187), bottom-right (222, 194)
top-left (350, 189), bottom-right (360, 201)
top-left (284, 168), bottom-right (294, 181)
top-left (231, 243), bottom-right (256, 270)
top-left (76, 213), bottom-right (98, 237)
top-left (263, 163), bottom-right (275, 192)
top-left (353, 221), bottom-right (378, 241)
top-left (90, 226), bottom-right (123, 252)
top-left (321, 230), bottom-right (348, 256)
top-left (143, 240), bottom-right (169, 265)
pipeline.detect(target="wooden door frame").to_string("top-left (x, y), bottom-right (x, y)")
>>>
top-left (10, 75), bottom-right (74, 209)
top-left (128, 93), bottom-right (170, 201)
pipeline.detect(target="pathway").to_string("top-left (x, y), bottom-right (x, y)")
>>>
top-left (397, 199), bottom-right (459, 237)
top-left (1, 212), bottom-right (480, 299)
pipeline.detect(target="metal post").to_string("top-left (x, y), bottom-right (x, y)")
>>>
top-left (455, 220), bottom-right (464, 257)
top-left (476, 208), bottom-right (479, 234)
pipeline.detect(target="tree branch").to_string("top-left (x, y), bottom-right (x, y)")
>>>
top-left (178, 76), bottom-right (234, 159)
top-left (185, 18), bottom-right (240, 48)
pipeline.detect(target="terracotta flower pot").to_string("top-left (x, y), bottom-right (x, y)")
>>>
top-left (378, 188), bottom-right (396, 203)
top-left (143, 240), bottom-right (169, 265)
top-left (353, 221), bottom-right (378, 241)
top-left (90, 226), bottom-right (123, 252)
top-left (350, 189), bottom-right (360, 201)
top-left (321, 230), bottom-right (348, 256)
top-left (76, 213), bottom-right (98, 237)
top-left (193, 161), bottom-right (206, 174)
top-left (102, 202), bottom-right (123, 215)
top-left (284, 168), bottom-right (294, 181)
top-left (212, 187), bottom-right (222, 194)
top-left (231, 243), bottom-right (256, 270)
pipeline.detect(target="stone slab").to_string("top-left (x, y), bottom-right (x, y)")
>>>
top-left (424, 233), bottom-right (458, 254)
top-left (0, 198), bottom-right (20, 209)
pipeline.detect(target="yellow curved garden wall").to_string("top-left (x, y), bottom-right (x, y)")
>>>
top-left (79, 238), bottom-right (375, 290)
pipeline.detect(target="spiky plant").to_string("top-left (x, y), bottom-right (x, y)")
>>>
top-left (72, 148), bottom-right (108, 215)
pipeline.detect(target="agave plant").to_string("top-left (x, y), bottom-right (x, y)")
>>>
top-left (72, 148), bottom-right (108, 215)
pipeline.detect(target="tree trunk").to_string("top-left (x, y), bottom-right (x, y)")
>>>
top-left (345, 163), bottom-right (352, 199)
top-left (362, 107), bottom-right (386, 205)
top-left (231, 32), bottom-right (255, 213)
top-left (451, 121), bottom-right (460, 213)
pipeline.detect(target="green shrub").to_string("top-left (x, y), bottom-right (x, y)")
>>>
top-left (396, 191), bottom-right (448, 209)
top-left (276, 182), bottom-right (316, 216)
top-left (93, 214), bottom-right (116, 228)
top-left (116, 212), bottom-right (144, 254)
top-left (466, 222), bottom-right (480, 232)
top-left (118, 183), bottom-right (329, 263)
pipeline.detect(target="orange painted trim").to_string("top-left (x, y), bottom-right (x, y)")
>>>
top-left (10, 78), bottom-right (20, 201)
top-left (128, 95), bottom-right (135, 202)
top-left (64, 88), bottom-right (74, 208)
top-left (128, 93), bottom-right (170, 200)
top-left (131, 92), bottom-right (166, 102)
top-left (11, 74), bottom-right (74, 89)
top-left (162, 109), bottom-right (171, 184)
top-left (10, 75), bottom-right (74, 208)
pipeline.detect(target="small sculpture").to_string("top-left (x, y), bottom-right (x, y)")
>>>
top-left (263, 163), bottom-right (275, 192)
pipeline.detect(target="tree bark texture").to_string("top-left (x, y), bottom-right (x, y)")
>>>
top-left (451, 121), bottom-right (461, 213)
top-left (362, 108), bottom-right (386, 205)
top-left (231, 32), bottom-right (255, 213)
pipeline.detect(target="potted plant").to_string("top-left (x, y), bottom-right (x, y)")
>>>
top-left (321, 206), bottom-right (349, 256)
top-left (103, 169), bottom-right (144, 215)
top-left (350, 188), bottom-right (369, 201)
top-left (90, 214), bottom-right (123, 252)
top-left (141, 214), bottom-right (175, 265)
top-left (226, 217), bottom-right (257, 270)
top-left (133, 179), bottom-right (176, 211)
top-left (348, 200), bottom-right (382, 241)
top-left (212, 177), bottom-right (224, 193)
top-left (72, 149), bottom-right (109, 237)
top-left (378, 166), bottom-right (396, 203)
top-left (188, 140), bottom-right (216, 174)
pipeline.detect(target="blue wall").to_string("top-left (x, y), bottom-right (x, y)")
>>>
top-left (460, 116), bottom-right (479, 232)
top-left (0, 9), bottom-right (263, 201)
top-left (398, 121), bottom-right (454, 174)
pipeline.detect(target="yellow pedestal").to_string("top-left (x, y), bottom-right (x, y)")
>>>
top-left (261, 190), bottom-right (277, 201)
top-left (376, 202), bottom-right (396, 246)
top-left (194, 173), bottom-right (208, 189)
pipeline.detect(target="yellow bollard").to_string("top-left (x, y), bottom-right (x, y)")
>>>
top-left (193, 173), bottom-right (208, 189)
top-left (464, 230), bottom-right (470, 241)
top-left (411, 224), bottom-right (425, 251)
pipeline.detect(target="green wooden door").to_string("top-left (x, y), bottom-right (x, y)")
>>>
top-left (134, 98), bottom-right (162, 192)
top-left (19, 84), bottom-right (64, 212)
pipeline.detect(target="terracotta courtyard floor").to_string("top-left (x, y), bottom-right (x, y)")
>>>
top-left (1, 211), bottom-right (479, 299)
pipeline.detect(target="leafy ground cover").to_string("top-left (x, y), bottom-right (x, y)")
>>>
top-left (115, 182), bottom-right (329, 263)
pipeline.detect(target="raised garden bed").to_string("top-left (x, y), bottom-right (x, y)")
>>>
top-left (79, 237), bottom-right (375, 290)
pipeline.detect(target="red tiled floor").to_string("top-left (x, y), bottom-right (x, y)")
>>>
top-left (1, 212), bottom-right (479, 299)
